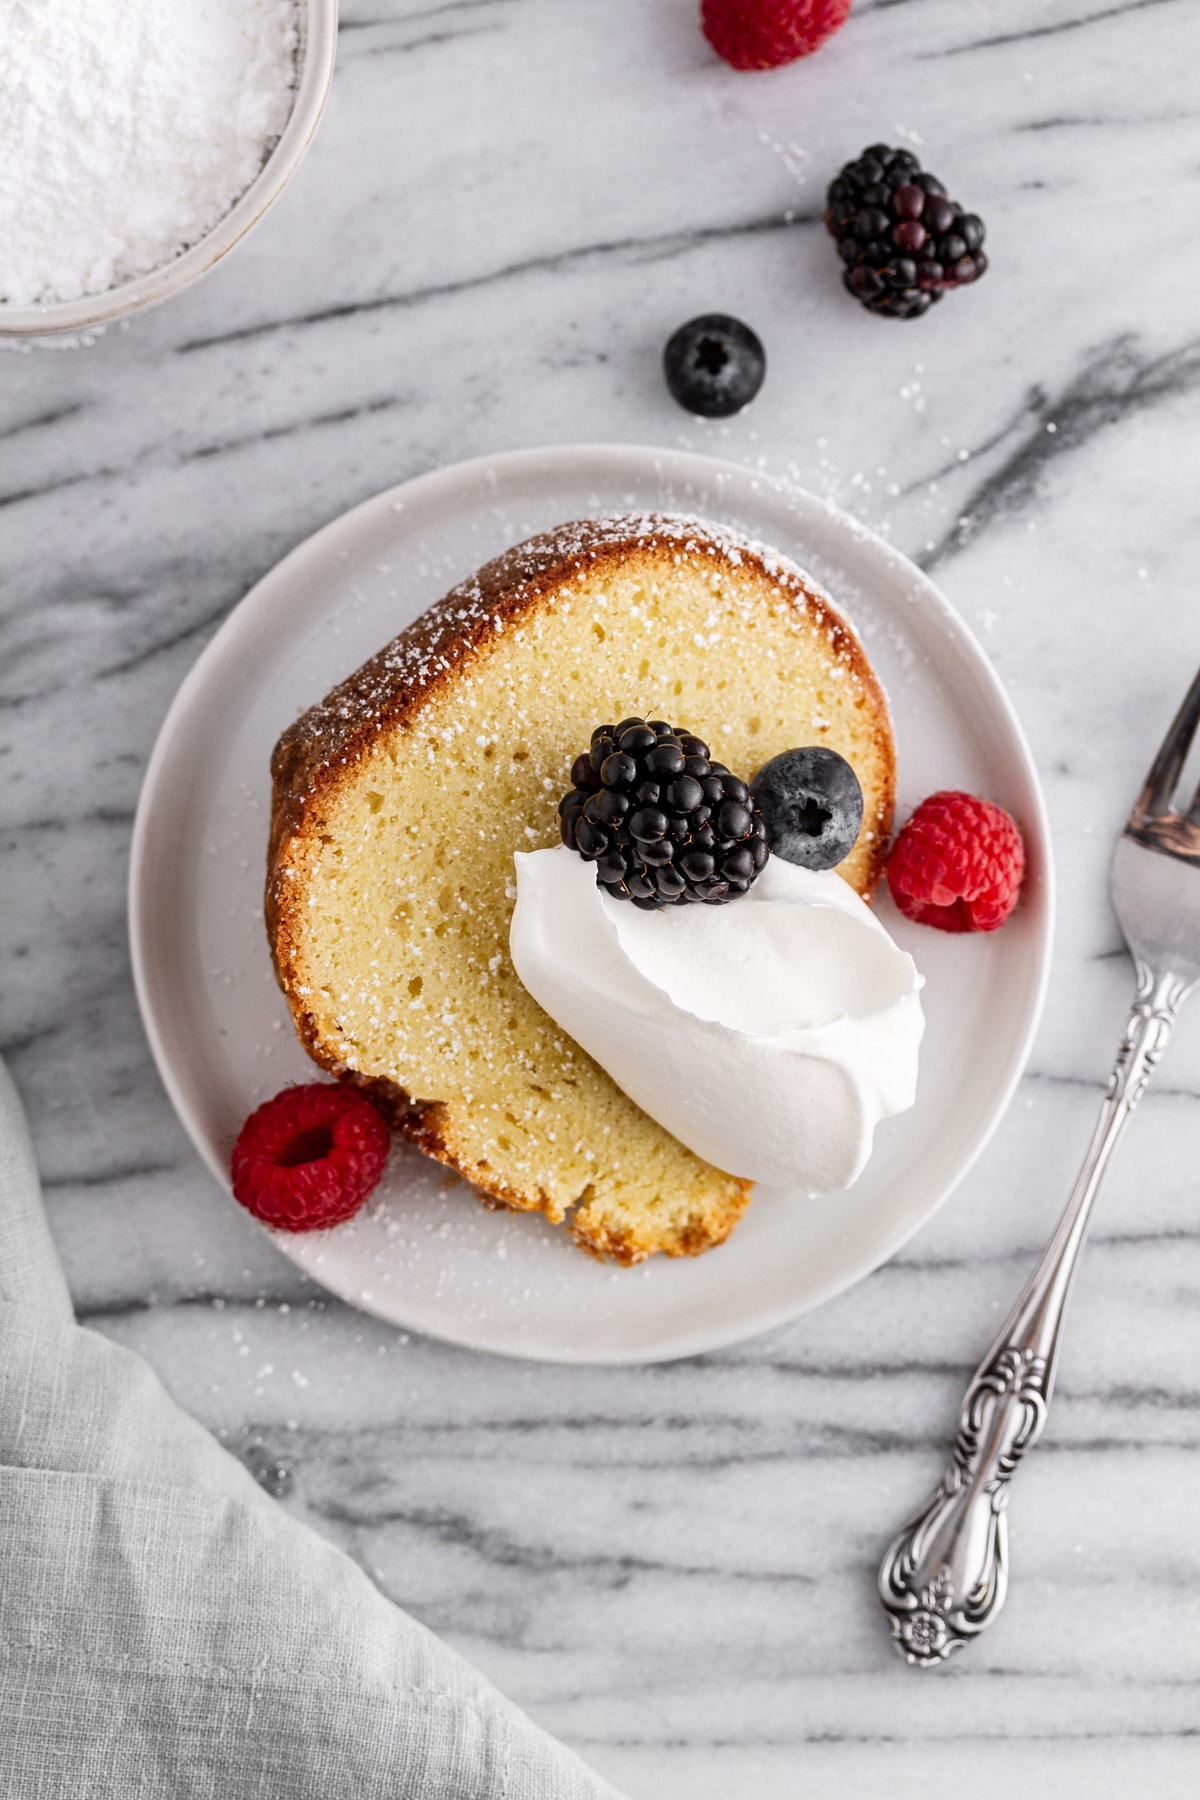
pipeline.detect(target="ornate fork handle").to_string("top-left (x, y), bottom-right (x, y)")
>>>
top-left (879, 964), bottom-right (1190, 1666)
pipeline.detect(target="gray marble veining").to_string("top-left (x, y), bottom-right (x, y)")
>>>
top-left (3, 2), bottom-right (1200, 1795)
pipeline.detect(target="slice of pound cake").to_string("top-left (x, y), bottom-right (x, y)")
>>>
top-left (266, 513), bottom-right (895, 1263)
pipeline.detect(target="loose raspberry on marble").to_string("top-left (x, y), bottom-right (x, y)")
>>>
top-left (701, 0), bottom-right (851, 70)
top-left (230, 1083), bottom-right (389, 1231)
top-left (886, 791), bottom-right (1025, 933)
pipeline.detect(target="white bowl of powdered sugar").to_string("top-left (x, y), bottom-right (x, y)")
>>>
top-left (0, 0), bottom-right (337, 338)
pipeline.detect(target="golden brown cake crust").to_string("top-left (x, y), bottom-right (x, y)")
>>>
top-left (266, 512), bottom-right (893, 1263)
top-left (338, 1069), bottom-right (753, 1267)
top-left (268, 512), bottom-right (893, 892)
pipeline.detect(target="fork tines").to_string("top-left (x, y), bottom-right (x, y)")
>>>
top-left (1129, 664), bottom-right (1200, 840)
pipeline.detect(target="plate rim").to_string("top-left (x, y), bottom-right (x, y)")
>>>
top-left (129, 442), bottom-right (1055, 1363)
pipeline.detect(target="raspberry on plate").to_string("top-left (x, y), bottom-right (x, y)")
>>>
top-left (886, 790), bottom-right (1025, 933)
top-left (701, 0), bottom-right (851, 70)
top-left (230, 1083), bottom-right (389, 1231)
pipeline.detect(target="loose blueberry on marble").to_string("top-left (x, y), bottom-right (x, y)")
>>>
top-left (663, 314), bottom-right (766, 417)
top-left (750, 746), bottom-right (863, 870)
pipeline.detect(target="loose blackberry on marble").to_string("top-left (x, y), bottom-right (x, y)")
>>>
top-left (826, 144), bottom-right (988, 320)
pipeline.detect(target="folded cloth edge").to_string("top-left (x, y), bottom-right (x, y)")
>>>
top-left (0, 1058), bottom-right (72, 1321)
top-left (0, 1057), bottom-right (629, 1800)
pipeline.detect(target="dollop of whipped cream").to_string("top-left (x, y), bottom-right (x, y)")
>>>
top-left (509, 847), bottom-right (924, 1192)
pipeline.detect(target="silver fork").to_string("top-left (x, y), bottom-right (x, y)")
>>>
top-left (879, 664), bottom-right (1200, 1667)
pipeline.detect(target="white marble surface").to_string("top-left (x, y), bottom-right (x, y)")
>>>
top-left (3, 1), bottom-right (1200, 1793)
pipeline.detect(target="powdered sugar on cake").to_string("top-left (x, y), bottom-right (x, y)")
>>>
top-left (276, 513), bottom-right (869, 805)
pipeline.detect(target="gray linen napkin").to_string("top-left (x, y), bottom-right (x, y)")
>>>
top-left (0, 1058), bottom-right (627, 1799)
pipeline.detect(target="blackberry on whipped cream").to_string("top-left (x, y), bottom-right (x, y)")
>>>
top-left (560, 716), bottom-right (770, 908)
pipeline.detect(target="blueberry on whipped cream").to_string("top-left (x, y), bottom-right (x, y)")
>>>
top-left (751, 746), bottom-right (864, 872)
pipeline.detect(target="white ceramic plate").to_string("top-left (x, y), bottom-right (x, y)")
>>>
top-left (130, 445), bottom-right (1053, 1364)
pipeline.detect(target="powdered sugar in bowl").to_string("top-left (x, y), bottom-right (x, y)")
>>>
top-left (0, 0), bottom-right (337, 340)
